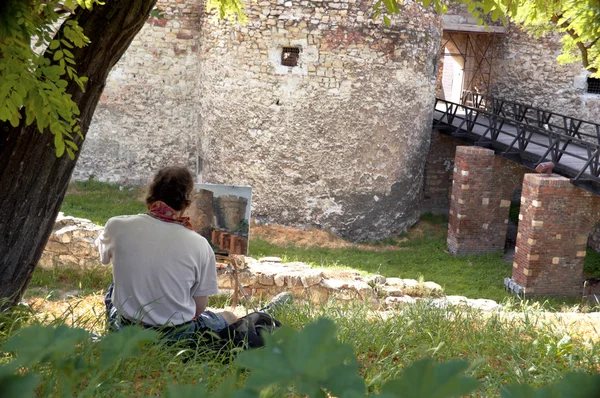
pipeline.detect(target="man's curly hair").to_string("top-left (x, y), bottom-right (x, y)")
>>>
top-left (145, 166), bottom-right (194, 211)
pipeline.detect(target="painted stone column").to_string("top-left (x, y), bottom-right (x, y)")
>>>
top-left (509, 174), bottom-right (599, 296)
top-left (447, 146), bottom-right (511, 255)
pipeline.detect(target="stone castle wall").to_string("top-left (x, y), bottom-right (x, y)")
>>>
top-left (198, 0), bottom-right (442, 241)
top-left (73, 0), bottom-right (203, 184)
top-left (74, 0), bottom-right (443, 241)
top-left (493, 26), bottom-right (600, 126)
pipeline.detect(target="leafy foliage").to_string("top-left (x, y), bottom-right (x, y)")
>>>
top-left (0, 324), bottom-right (159, 396)
top-left (0, 0), bottom-right (99, 159)
top-left (236, 318), bottom-right (366, 397)
top-left (206, 0), bottom-right (247, 23)
top-left (1, 318), bottom-right (599, 397)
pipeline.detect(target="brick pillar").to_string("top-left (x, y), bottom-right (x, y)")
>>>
top-left (447, 146), bottom-right (511, 255)
top-left (510, 174), bottom-right (599, 296)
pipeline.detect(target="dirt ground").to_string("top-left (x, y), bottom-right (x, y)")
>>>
top-left (250, 222), bottom-right (449, 251)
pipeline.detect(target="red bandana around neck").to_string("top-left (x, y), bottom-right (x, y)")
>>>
top-left (147, 201), bottom-right (194, 231)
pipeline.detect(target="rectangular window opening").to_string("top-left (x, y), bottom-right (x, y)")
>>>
top-left (281, 47), bottom-right (300, 67)
top-left (587, 77), bottom-right (600, 94)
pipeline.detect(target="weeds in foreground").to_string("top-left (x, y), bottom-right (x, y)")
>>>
top-left (2, 298), bottom-right (600, 396)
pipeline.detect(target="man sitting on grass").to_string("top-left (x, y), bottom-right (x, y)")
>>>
top-left (95, 165), bottom-right (280, 348)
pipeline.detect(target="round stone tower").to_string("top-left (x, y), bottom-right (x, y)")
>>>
top-left (198, 0), bottom-right (441, 241)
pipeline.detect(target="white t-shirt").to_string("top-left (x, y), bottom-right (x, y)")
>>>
top-left (96, 214), bottom-right (218, 326)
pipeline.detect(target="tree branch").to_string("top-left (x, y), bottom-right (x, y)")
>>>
top-left (551, 14), bottom-right (598, 73)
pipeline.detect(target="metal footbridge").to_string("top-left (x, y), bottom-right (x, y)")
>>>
top-left (433, 93), bottom-right (600, 195)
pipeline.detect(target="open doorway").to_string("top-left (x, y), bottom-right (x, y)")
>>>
top-left (440, 43), bottom-right (464, 103)
top-left (436, 31), bottom-right (503, 104)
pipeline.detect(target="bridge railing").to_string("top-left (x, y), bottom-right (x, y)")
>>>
top-left (461, 91), bottom-right (600, 144)
top-left (434, 97), bottom-right (600, 183)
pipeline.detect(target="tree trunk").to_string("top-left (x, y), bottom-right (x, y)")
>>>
top-left (0, 0), bottom-right (157, 308)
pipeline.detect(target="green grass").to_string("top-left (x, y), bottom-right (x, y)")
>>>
top-left (55, 180), bottom-right (600, 307)
top-left (2, 299), bottom-right (599, 397)
top-left (250, 229), bottom-right (513, 303)
top-left (25, 266), bottom-right (113, 300)
top-left (6, 182), bottom-right (598, 396)
top-left (61, 179), bottom-right (147, 226)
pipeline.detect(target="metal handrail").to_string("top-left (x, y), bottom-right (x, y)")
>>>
top-left (461, 92), bottom-right (600, 143)
top-left (434, 98), bottom-right (600, 183)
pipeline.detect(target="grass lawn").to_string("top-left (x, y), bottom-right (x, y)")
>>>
top-left (2, 297), bottom-right (600, 397)
top-left (250, 217), bottom-right (513, 302)
top-left (0, 180), bottom-right (595, 396)
top-left (60, 178), bottom-right (147, 225)
top-left (54, 180), bottom-right (600, 308)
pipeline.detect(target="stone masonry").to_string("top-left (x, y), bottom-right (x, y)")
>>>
top-left (73, 0), bottom-right (443, 241)
top-left (510, 174), bottom-right (600, 296)
top-left (198, 0), bottom-right (442, 241)
top-left (493, 26), bottom-right (600, 129)
top-left (73, 0), bottom-right (203, 184)
top-left (425, 135), bottom-right (531, 218)
top-left (41, 214), bottom-right (509, 311)
top-left (421, 130), bottom-right (460, 214)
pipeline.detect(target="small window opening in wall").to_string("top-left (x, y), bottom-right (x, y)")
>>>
top-left (587, 77), bottom-right (600, 94)
top-left (281, 47), bottom-right (300, 67)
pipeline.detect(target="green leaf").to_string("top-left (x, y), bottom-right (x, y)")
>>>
top-left (2, 325), bottom-right (89, 368)
top-left (0, 106), bottom-right (9, 121)
top-left (53, 50), bottom-right (64, 61)
top-left (61, 39), bottom-right (74, 48)
top-left (54, 132), bottom-right (65, 158)
top-left (384, 15), bottom-right (391, 25)
top-left (381, 358), bottom-right (480, 398)
top-left (98, 326), bottom-right (159, 368)
top-left (49, 40), bottom-right (60, 50)
top-left (25, 109), bottom-right (36, 126)
top-left (237, 318), bottom-right (365, 397)
top-left (483, 0), bottom-right (493, 14)
top-left (9, 113), bottom-right (19, 127)
top-left (65, 140), bottom-right (78, 150)
top-left (11, 91), bottom-right (23, 107)
top-left (0, 372), bottom-right (40, 398)
top-left (66, 147), bottom-right (75, 160)
top-left (501, 372), bottom-right (600, 398)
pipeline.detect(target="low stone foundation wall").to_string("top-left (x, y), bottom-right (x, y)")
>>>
top-left (39, 213), bottom-right (104, 269)
top-left (40, 215), bottom-right (505, 311)
top-left (218, 256), bottom-right (446, 308)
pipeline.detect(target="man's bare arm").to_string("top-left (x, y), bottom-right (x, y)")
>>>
top-left (193, 296), bottom-right (208, 316)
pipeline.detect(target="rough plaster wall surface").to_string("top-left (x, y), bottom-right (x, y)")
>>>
top-left (198, 0), bottom-right (442, 241)
top-left (73, 0), bottom-right (202, 184)
top-left (493, 26), bottom-right (600, 128)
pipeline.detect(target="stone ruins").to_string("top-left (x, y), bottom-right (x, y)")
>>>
top-left (41, 213), bottom-right (504, 311)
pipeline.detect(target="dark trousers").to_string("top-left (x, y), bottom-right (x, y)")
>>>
top-left (104, 283), bottom-right (279, 349)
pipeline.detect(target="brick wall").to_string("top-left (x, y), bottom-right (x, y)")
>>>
top-left (447, 147), bottom-right (512, 254)
top-left (512, 174), bottom-right (600, 296)
top-left (422, 131), bottom-right (460, 214)
top-left (424, 135), bottom-right (529, 216)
